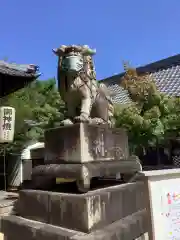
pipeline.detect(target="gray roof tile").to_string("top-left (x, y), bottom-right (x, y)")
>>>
top-left (0, 61), bottom-right (40, 78)
top-left (0, 61), bottom-right (40, 97)
top-left (101, 54), bottom-right (180, 104)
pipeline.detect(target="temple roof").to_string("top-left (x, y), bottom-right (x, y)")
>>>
top-left (101, 54), bottom-right (180, 104)
top-left (0, 61), bottom-right (40, 97)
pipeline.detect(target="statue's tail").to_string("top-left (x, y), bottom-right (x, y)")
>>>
top-left (99, 83), bottom-right (115, 126)
top-left (107, 98), bottom-right (115, 127)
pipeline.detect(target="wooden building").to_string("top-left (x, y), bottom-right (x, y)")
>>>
top-left (0, 60), bottom-right (40, 189)
top-left (0, 61), bottom-right (40, 97)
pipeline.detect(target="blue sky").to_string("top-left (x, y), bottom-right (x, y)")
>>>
top-left (1, 0), bottom-right (180, 80)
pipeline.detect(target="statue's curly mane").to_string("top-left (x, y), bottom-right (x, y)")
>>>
top-left (82, 55), bottom-right (96, 80)
top-left (57, 53), bottom-right (99, 102)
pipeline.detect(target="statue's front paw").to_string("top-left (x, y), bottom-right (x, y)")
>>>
top-left (74, 114), bottom-right (89, 123)
top-left (60, 119), bottom-right (74, 126)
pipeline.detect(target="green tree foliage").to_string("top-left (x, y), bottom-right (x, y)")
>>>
top-left (0, 78), bottom-right (65, 153)
top-left (115, 63), bottom-right (180, 152)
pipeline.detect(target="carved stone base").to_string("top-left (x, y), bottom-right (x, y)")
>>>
top-left (0, 182), bottom-right (148, 239)
top-left (44, 123), bottom-right (129, 163)
top-left (0, 207), bottom-right (148, 240)
top-left (0, 215), bottom-right (85, 240)
top-left (16, 182), bottom-right (146, 233)
top-left (32, 159), bottom-right (142, 192)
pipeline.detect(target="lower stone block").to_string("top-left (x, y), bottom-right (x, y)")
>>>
top-left (36, 225), bottom-right (84, 240)
top-left (0, 211), bottom-right (148, 240)
top-left (18, 181), bottom-right (146, 233)
top-left (73, 209), bottom-right (148, 240)
top-left (0, 216), bottom-right (84, 240)
top-left (17, 190), bottom-right (49, 223)
top-left (1, 215), bottom-right (42, 240)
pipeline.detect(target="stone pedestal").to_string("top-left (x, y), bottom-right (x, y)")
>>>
top-left (0, 212), bottom-right (148, 240)
top-left (32, 123), bottom-right (142, 193)
top-left (17, 182), bottom-right (146, 233)
top-left (44, 123), bottom-right (129, 163)
top-left (0, 183), bottom-right (149, 239)
top-left (1, 124), bottom-right (148, 239)
top-left (32, 158), bottom-right (142, 192)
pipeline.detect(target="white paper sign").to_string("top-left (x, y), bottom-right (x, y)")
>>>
top-left (145, 170), bottom-right (180, 240)
top-left (0, 106), bottom-right (15, 143)
top-left (161, 189), bottom-right (180, 239)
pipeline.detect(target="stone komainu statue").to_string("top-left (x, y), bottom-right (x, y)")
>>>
top-left (53, 45), bottom-right (114, 126)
